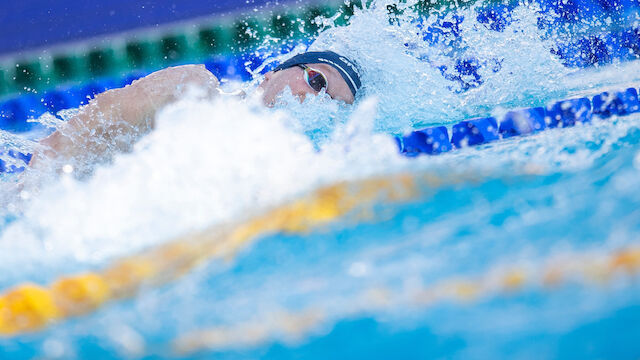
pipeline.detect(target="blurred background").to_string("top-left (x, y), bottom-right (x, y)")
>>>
top-left (0, 0), bottom-right (353, 133)
top-left (2, 1), bottom-right (640, 358)
top-left (1, 0), bottom-right (639, 132)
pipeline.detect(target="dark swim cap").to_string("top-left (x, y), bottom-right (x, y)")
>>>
top-left (273, 51), bottom-right (362, 97)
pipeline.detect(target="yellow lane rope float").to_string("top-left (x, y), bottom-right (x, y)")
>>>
top-left (0, 172), bottom-right (426, 336)
top-left (172, 245), bottom-right (640, 355)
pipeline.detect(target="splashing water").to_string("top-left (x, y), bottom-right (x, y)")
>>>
top-left (308, 1), bottom-right (574, 130)
top-left (1, 0), bottom-right (640, 358)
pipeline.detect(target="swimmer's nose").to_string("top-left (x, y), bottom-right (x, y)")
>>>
top-left (258, 72), bottom-right (272, 90)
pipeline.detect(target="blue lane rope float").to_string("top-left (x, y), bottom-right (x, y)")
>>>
top-left (545, 97), bottom-right (592, 128)
top-left (499, 107), bottom-right (546, 138)
top-left (592, 87), bottom-right (640, 117)
top-left (450, 116), bottom-right (500, 148)
top-left (395, 126), bottom-right (451, 156)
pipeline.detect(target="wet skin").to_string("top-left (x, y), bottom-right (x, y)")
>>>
top-left (258, 63), bottom-right (355, 106)
top-left (27, 63), bottom-right (355, 174)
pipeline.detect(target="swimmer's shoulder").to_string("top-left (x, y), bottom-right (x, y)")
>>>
top-left (130, 65), bottom-right (220, 89)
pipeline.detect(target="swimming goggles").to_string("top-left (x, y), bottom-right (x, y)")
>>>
top-left (297, 64), bottom-right (328, 93)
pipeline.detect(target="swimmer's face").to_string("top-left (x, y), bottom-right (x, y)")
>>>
top-left (258, 63), bottom-right (355, 107)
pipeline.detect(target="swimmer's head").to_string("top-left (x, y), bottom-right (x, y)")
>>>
top-left (258, 51), bottom-right (362, 107)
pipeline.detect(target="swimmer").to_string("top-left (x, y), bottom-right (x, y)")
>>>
top-left (27, 51), bottom-right (362, 171)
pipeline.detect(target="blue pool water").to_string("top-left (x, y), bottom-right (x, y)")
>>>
top-left (2, 1), bottom-right (640, 359)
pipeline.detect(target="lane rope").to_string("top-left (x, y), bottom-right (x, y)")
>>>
top-left (0, 173), bottom-right (424, 336)
top-left (172, 244), bottom-right (640, 355)
top-left (397, 85), bottom-right (640, 156)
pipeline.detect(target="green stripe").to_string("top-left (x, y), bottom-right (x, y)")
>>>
top-left (0, 69), bottom-right (7, 96)
top-left (87, 48), bottom-right (119, 77)
top-left (14, 61), bottom-right (44, 92)
top-left (160, 34), bottom-right (192, 65)
top-left (197, 26), bottom-right (231, 54)
top-left (52, 54), bottom-right (85, 82)
top-left (0, 0), bottom-right (379, 98)
top-left (125, 40), bottom-right (160, 70)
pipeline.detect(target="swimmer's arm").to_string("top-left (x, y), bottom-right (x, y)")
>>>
top-left (29, 65), bottom-right (219, 169)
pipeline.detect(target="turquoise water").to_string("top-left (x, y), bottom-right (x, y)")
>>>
top-left (2, 1), bottom-right (640, 358)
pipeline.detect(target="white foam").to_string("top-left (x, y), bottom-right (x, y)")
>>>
top-left (0, 93), bottom-right (405, 275)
